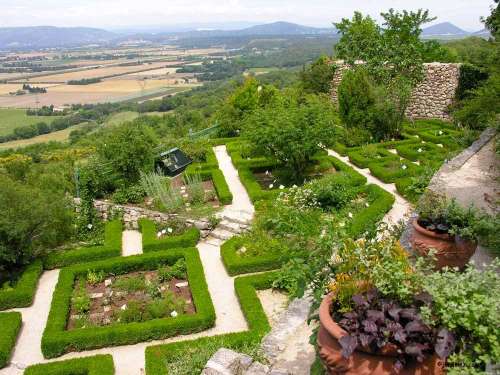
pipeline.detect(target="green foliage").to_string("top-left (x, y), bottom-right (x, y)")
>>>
top-left (456, 64), bottom-right (490, 101)
top-left (422, 261), bottom-right (500, 374)
top-left (300, 56), bottom-right (336, 94)
top-left (113, 275), bottom-right (146, 293)
top-left (158, 259), bottom-right (187, 282)
top-left (139, 219), bottom-right (200, 253)
top-left (139, 171), bottom-right (184, 213)
top-left (183, 173), bottom-right (205, 204)
top-left (368, 158), bottom-right (422, 183)
top-left (0, 174), bottom-right (74, 272)
top-left (307, 174), bottom-right (358, 211)
top-left (145, 292), bottom-right (186, 320)
top-left (42, 248), bottom-right (215, 358)
top-left (0, 312), bottom-right (21, 368)
top-left (347, 145), bottom-right (398, 168)
top-left (24, 355), bottom-right (115, 375)
top-left (96, 122), bottom-right (157, 184)
top-left (111, 184), bottom-right (145, 204)
top-left (86, 270), bottom-right (106, 285)
top-left (43, 220), bottom-right (122, 270)
top-left (0, 260), bottom-right (42, 310)
top-left (72, 279), bottom-right (91, 314)
top-left (145, 272), bottom-right (275, 374)
top-left (118, 300), bottom-right (144, 323)
top-left (244, 94), bottom-right (335, 181)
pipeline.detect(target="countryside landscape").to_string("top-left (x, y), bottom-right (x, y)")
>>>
top-left (0, 1), bottom-right (498, 374)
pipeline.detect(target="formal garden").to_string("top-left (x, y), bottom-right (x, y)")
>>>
top-left (0, 6), bottom-right (499, 375)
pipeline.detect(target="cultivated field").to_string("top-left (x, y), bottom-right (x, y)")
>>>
top-left (18, 61), bottom-right (180, 83)
top-left (0, 108), bottom-right (61, 136)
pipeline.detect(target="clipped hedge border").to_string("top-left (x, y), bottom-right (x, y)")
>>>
top-left (368, 159), bottom-right (423, 183)
top-left (186, 147), bottom-right (219, 173)
top-left (395, 142), bottom-right (446, 162)
top-left (43, 220), bottom-right (122, 270)
top-left (139, 218), bottom-right (200, 253)
top-left (41, 247), bottom-right (215, 358)
top-left (395, 177), bottom-right (421, 204)
top-left (347, 147), bottom-right (399, 169)
top-left (225, 141), bottom-right (270, 168)
top-left (145, 272), bottom-right (275, 375)
top-left (24, 355), bottom-right (115, 375)
top-left (221, 237), bottom-right (287, 276)
top-left (0, 312), bottom-right (21, 368)
top-left (326, 156), bottom-right (367, 186)
top-left (348, 184), bottom-right (395, 237)
top-left (0, 260), bottom-right (43, 310)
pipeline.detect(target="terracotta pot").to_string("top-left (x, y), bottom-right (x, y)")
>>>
top-left (410, 219), bottom-right (477, 269)
top-left (317, 293), bottom-right (445, 375)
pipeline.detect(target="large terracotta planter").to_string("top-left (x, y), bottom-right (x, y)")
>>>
top-left (410, 219), bottom-right (477, 269)
top-left (317, 293), bottom-right (445, 375)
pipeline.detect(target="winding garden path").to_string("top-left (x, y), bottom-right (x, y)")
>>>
top-left (327, 149), bottom-right (412, 224)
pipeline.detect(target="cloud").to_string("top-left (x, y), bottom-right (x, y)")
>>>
top-left (0, 0), bottom-right (494, 30)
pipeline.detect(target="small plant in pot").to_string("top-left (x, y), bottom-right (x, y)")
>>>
top-left (411, 192), bottom-right (491, 269)
top-left (317, 237), bottom-right (455, 374)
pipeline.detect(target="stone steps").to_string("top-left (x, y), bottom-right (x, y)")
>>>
top-left (218, 219), bottom-right (249, 234)
top-left (210, 228), bottom-right (236, 241)
top-left (218, 209), bottom-right (253, 225)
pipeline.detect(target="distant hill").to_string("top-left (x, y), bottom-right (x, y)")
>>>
top-left (233, 21), bottom-right (335, 36)
top-left (422, 22), bottom-right (470, 37)
top-left (0, 26), bottom-right (116, 49)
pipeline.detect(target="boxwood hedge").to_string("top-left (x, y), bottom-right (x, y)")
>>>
top-left (145, 272), bottom-right (276, 375)
top-left (139, 219), bottom-right (200, 252)
top-left (0, 312), bottom-right (21, 368)
top-left (186, 168), bottom-right (233, 205)
top-left (0, 260), bottom-right (43, 310)
top-left (348, 184), bottom-right (395, 237)
top-left (41, 247), bottom-right (215, 358)
top-left (43, 220), bottom-right (123, 270)
top-left (24, 355), bottom-right (115, 375)
top-left (368, 159), bottom-right (423, 183)
top-left (347, 147), bottom-right (399, 169)
top-left (221, 237), bottom-right (288, 276)
top-left (395, 142), bottom-right (446, 162)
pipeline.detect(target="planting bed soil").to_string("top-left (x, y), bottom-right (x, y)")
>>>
top-left (170, 175), bottom-right (220, 207)
top-left (67, 267), bottom-right (195, 329)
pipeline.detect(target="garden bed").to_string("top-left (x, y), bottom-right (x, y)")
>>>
top-left (67, 259), bottom-right (195, 330)
top-left (42, 247), bottom-right (215, 358)
top-left (368, 159), bottom-right (423, 183)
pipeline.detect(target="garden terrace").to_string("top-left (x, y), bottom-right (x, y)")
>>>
top-left (41, 247), bottom-right (214, 358)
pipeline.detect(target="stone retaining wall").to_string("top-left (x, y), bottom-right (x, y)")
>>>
top-left (92, 199), bottom-right (212, 236)
top-left (330, 61), bottom-right (461, 121)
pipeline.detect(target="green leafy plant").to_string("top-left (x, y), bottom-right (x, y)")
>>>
top-left (112, 275), bottom-right (146, 293)
top-left (72, 279), bottom-right (91, 314)
top-left (145, 291), bottom-right (186, 320)
top-left (118, 300), bottom-right (143, 323)
top-left (183, 173), bottom-right (205, 204)
top-left (158, 259), bottom-right (187, 282)
top-left (139, 171), bottom-right (184, 213)
top-left (86, 270), bottom-right (105, 286)
top-left (421, 260), bottom-right (500, 374)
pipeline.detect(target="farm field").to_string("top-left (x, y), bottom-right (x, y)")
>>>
top-left (0, 122), bottom-right (87, 149)
top-left (18, 61), bottom-right (181, 83)
top-left (0, 108), bottom-right (61, 136)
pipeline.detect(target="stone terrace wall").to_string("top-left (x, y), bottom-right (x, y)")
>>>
top-left (330, 62), bottom-right (461, 121)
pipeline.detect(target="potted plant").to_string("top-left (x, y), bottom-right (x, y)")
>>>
top-left (317, 237), bottom-right (454, 374)
top-left (410, 192), bottom-right (490, 269)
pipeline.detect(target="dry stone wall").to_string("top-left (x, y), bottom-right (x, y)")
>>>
top-left (330, 61), bottom-right (461, 121)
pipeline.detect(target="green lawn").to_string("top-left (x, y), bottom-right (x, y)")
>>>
top-left (0, 108), bottom-right (61, 136)
top-left (103, 111), bottom-right (140, 127)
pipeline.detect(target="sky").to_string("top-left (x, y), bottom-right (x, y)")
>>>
top-left (0, 0), bottom-right (494, 31)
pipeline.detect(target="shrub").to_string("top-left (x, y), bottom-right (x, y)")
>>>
top-left (118, 300), bottom-right (144, 323)
top-left (221, 237), bottom-right (287, 276)
top-left (112, 184), bottom-right (145, 204)
top-left (139, 172), bottom-right (184, 213)
top-left (158, 259), bottom-right (187, 282)
top-left (113, 275), bottom-right (146, 293)
top-left (41, 248), bottom-right (215, 358)
top-left (422, 261), bottom-right (500, 374)
top-left (43, 220), bottom-right (122, 270)
top-left (368, 159), bottom-right (422, 183)
top-left (24, 355), bottom-right (115, 375)
top-left (0, 312), bottom-right (21, 368)
top-left (456, 63), bottom-right (489, 100)
top-left (307, 174), bottom-right (359, 211)
top-left (139, 219), bottom-right (200, 253)
top-left (0, 260), bottom-right (43, 310)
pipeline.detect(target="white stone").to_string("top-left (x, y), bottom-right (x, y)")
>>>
top-left (90, 292), bottom-right (103, 299)
top-left (175, 282), bottom-right (189, 288)
top-left (104, 279), bottom-right (112, 287)
top-left (121, 304), bottom-right (127, 310)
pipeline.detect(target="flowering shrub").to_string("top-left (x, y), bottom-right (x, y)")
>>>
top-left (277, 185), bottom-right (319, 209)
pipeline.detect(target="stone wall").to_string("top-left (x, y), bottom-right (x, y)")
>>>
top-left (330, 61), bottom-right (461, 121)
top-left (92, 199), bottom-right (212, 236)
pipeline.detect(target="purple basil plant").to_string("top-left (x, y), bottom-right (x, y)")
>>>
top-left (335, 288), bottom-right (455, 372)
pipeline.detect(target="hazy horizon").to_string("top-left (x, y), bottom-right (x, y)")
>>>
top-left (1, 0), bottom-right (495, 31)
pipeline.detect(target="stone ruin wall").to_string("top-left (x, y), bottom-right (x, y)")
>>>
top-left (330, 62), bottom-right (461, 121)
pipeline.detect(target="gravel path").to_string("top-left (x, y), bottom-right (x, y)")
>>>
top-left (327, 149), bottom-right (412, 225)
top-left (122, 230), bottom-right (143, 256)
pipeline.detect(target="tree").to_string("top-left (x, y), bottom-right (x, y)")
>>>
top-left (244, 94), bottom-right (335, 181)
top-left (334, 9), bottom-right (436, 137)
top-left (96, 122), bottom-right (157, 184)
top-left (300, 56), bottom-right (336, 94)
top-left (0, 175), bottom-right (73, 272)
